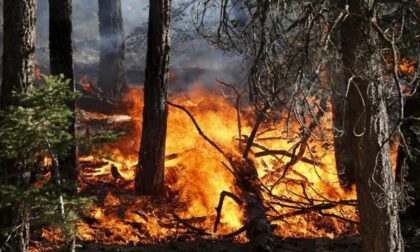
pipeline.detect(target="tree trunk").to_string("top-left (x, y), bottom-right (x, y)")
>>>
top-left (1, 1), bottom-right (37, 251)
top-left (336, 1), bottom-right (404, 251)
top-left (97, 0), bottom-right (126, 96)
top-left (49, 0), bottom-right (77, 184)
top-left (234, 158), bottom-right (274, 252)
top-left (1, 0), bottom-right (37, 108)
top-left (331, 0), bottom-right (361, 189)
top-left (135, 0), bottom-right (172, 196)
top-left (397, 92), bottom-right (420, 221)
top-left (355, 77), bottom-right (404, 252)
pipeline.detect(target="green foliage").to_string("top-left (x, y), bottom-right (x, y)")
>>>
top-left (0, 75), bottom-right (80, 163)
top-left (0, 182), bottom-right (94, 239)
top-left (79, 127), bottom-right (129, 160)
top-left (0, 75), bottom-right (92, 243)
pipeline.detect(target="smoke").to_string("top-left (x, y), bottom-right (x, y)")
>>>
top-left (1, 0), bottom-right (245, 91)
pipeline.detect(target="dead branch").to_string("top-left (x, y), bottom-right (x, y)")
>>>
top-left (221, 225), bottom-right (247, 239)
top-left (172, 213), bottom-right (211, 236)
top-left (318, 211), bottom-right (359, 225)
top-left (255, 150), bottom-right (321, 166)
top-left (270, 202), bottom-right (350, 221)
top-left (167, 101), bottom-right (228, 159)
top-left (214, 191), bottom-right (243, 232)
top-left (242, 103), bottom-right (270, 159)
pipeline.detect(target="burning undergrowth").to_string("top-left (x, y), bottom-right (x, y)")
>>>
top-left (36, 82), bottom-right (361, 250)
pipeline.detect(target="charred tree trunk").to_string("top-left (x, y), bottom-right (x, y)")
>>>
top-left (336, 1), bottom-right (404, 251)
top-left (1, 1), bottom-right (37, 251)
top-left (234, 158), bottom-right (274, 252)
top-left (331, 0), bottom-right (360, 189)
top-left (355, 77), bottom-right (404, 252)
top-left (98, 0), bottom-right (126, 96)
top-left (49, 0), bottom-right (77, 184)
top-left (135, 0), bottom-right (172, 196)
top-left (397, 92), bottom-right (420, 222)
top-left (1, 0), bottom-right (37, 108)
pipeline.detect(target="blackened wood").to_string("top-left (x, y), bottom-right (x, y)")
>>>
top-left (1, 0), bottom-right (37, 108)
top-left (233, 158), bottom-right (274, 252)
top-left (336, 1), bottom-right (404, 251)
top-left (397, 92), bottom-right (420, 221)
top-left (135, 0), bottom-right (172, 196)
top-left (1, 1), bottom-right (37, 251)
top-left (331, 0), bottom-right (360, 189)
top-left (49, 0), bottom-right (77, 183)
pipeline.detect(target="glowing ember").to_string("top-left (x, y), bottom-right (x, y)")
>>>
top-left (400, 58), bottom-right (416, 75)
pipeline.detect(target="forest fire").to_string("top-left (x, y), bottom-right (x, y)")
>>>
top-left (2, 0), bottom-right (418, 251)
top-left (44, 83), bottom-right (361, 247)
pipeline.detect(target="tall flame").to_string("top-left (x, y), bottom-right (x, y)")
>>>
top-left (67, 83), bottom-right (364, 246)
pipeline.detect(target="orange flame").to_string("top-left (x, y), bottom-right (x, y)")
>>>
top-left (67, 83), bottom-right (365, 246)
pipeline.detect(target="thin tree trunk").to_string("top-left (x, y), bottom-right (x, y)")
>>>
top-left (135, 0), bottom-right (172, 196)
top-left (1, 1), bottom-right (37, 251)
top-left (337, 1), bottom-right (404, 251)
top-left (98, 0), bottom-right (126, 96)
top-left (49, 0), bottom-right (77, 184)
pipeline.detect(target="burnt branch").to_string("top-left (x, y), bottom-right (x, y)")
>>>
top-left (213, 191), bottom-right (243, 232)
top-left (254, 150), bottom-right (321, 166)
top-left (167, 101), bottom-right (228, 159)
top-left (172, 213), bottom-right (211, 236)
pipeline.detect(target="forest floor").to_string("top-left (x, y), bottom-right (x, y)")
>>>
top-left (77, 236), bottom-right (420, 252)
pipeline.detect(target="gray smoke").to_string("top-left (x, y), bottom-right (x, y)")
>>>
top-left (1, 0), bottom-right (245, 91)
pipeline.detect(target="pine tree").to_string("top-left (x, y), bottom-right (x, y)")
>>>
top-left (135, 0), bottom-right (172, 196)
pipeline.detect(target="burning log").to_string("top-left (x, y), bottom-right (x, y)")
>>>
top-left (77, 80), bottom-right (128, 114)
top-left (79, 160), bottom-right (109, 168)
top-left (78, 111), bottom-right (131, 127)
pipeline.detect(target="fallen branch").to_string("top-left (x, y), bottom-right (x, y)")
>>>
top-left (221, 225), bottom-right (247, 239)
top-left (172, 214), bottom-right (211, 236)
top-left (270, 202), bottom-right (344, 221)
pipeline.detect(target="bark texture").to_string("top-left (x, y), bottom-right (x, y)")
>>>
top-left (135, 0), bottom-right (172, 196)
top-left (356, 79), bottom-right (404, 252)
top-left (98, 0), bottom-right (126, 96)
top-left (49, 0), bottom-right (77, 183)
top-left (332, 0), bottom-right (361, 189)
top-left (234, 158), bottom-right (274, 252)
top-left (1, 1), bottom-right (37, 251)
top-left (336, 1), bottom-right (404, 251)
top-left (397, 92), bottom-right (420, 221)
top-left (1, 0), bottom-right (37, 108)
